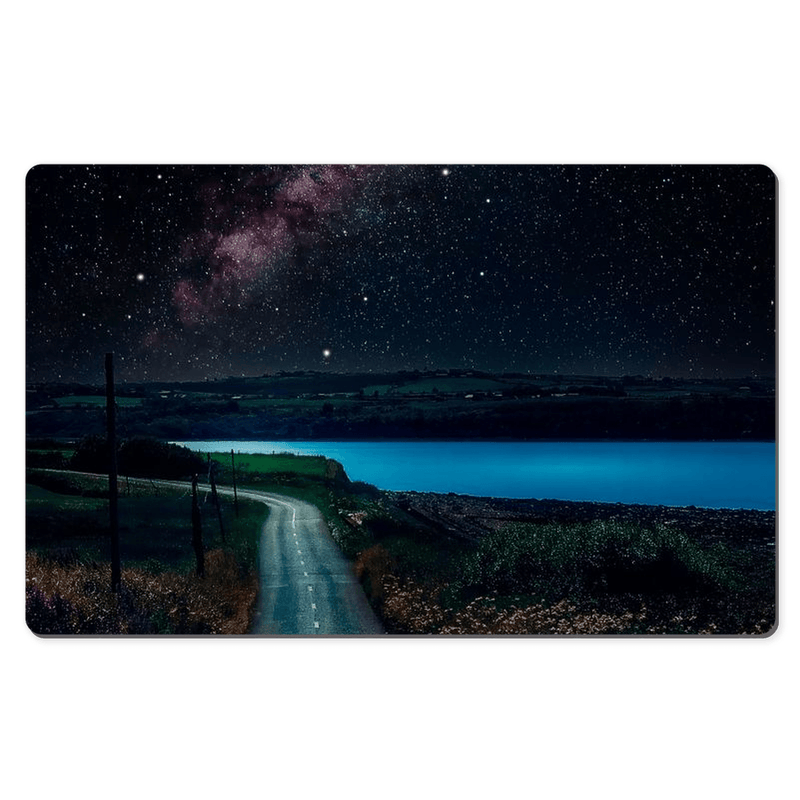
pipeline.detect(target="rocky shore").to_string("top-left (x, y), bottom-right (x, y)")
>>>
top-left (386, 490), bottom-right (776, 552)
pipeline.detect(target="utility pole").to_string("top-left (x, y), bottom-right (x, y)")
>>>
top-left (231, 449), bottom-right (239, 517)
top-left (105, 353), bottom-right (121, 593)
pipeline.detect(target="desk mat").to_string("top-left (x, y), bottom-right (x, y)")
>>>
top-left (25, 164), bottom-right (776, 635)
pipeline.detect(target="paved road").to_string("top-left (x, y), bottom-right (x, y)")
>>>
top-left (228, 487), bottom-right (384, 635)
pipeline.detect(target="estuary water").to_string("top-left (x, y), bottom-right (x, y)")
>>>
top-left (174, 440), bottom-right (776, 511)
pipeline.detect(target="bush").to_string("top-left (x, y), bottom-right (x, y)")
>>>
top-left (69, 434), bottom-right (109, 473)
top-left (118, 437), bottom-right (205, 479)
top-left (26, 450), bottom-right (68, 470)
top-left (354, 545), bottom-right (393, 602)
top-left (68, 435), bottom-right (206, 480)
top-left (452, 521), bottom-right (739, 604)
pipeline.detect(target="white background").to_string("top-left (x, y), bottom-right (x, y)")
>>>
top-left (3, 2), bottom-right (795, 798)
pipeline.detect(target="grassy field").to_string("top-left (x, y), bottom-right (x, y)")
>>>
top-left (26, 469), bottom-right (267, 634)
top-left (210, 451), bottom-right (328, 480)
top-left (362, 377), bottom-right (508, 396)
top-left (53, 395), bottom-right (144, 407)
top-left (235, 397), bottom-right (339, 410)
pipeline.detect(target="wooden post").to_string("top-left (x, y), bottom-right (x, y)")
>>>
top-left (208, 454), bottom-right (226, 543)
top-left (231, 449), bottom-right (239, 517)
top-left (191, 474), bottom-right (204, 577)
top-left (105, 353), bottom-right (121, 593)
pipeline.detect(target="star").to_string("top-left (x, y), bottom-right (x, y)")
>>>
top-left (136, 273), bottom-right (145, 282)
top-left (322, 349), bottom-right (331, 358)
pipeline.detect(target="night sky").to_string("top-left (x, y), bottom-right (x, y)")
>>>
top-left (25, 164), bottom-right (775, 384)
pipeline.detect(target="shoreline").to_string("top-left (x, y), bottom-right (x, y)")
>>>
top-left (385, 490), bottom-right (776, 550)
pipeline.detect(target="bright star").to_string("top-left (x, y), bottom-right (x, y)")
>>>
top-left (136, 273), bottom-right (145, 282)
top-left (441, 168), bottom-right (450, 176)
top-left (322, 349), bottom-right (331, 358)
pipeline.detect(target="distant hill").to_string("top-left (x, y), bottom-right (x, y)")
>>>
top-left (26, 371), bottom-right (775, 442)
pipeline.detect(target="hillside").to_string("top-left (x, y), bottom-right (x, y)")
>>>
top-left (26, 371), bottom-right (775, 442)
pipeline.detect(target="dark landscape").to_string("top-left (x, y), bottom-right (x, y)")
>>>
top-left (26, 369), bottom-right (775, 442)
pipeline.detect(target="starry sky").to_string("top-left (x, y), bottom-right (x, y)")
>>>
top-left (26, 164), bottom-right (775, 384)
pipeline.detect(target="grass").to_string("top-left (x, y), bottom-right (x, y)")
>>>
top-left (27, 472), bottom-right (266, 570)
top-left (236, 397), bottom-right (341, 410)
top-left (26, 550), bottom-right (256, 634)
top-left (27, 448), bottom-right (76, 459)
top-left (26, 470), bottom-right (267, 634)
top-left (362, 377), bottom-right (507, 396)
top-left (53, 395), bottom-right (143, 407)
top-left (210, 451), bottom-right (328, 480)
top-left (27, 449), bottom-right (76, 470)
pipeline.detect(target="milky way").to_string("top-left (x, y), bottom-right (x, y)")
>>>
top-left (171, 165), bottom-right (381, 327)
top-left (26, 164), bottom-right (775, 383)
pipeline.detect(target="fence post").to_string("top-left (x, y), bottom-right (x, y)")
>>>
top-left (231, 449), bottom-right (239, 517)
top-left (105, 353), bottom-right (121, 593)
top-left (208, 454), bottom-right (226, 543)
top-left (191, 474), bottom-right (204, 577)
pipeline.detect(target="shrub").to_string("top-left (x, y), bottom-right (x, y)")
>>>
top-left (26, 450), bottom-right (68, 470)
top-left (118, 437), bottom-right (205, 479)
top-left (68, 435), bottom-right (206, 480)
top-left (354, 545), bottom-right (393, 602)
top-left (69, 434), bottom-right (109, 473)
top-left (452, 521), bottom-right (741, 604)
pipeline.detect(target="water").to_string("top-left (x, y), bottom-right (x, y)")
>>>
top-left (173, 440), bottom-right (776, 511)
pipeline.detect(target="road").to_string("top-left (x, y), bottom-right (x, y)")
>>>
top-left (227, 487), bottom-right (384, 635)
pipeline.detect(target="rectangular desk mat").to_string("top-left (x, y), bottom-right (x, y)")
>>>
top-left (25, 164), bottom-right (776, 636)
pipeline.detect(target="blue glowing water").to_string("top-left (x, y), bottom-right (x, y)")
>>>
top-left (175, 440), bottom-right (776, 510)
